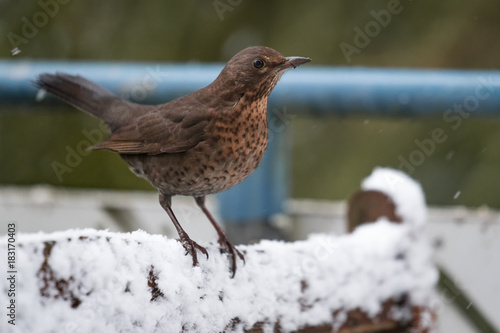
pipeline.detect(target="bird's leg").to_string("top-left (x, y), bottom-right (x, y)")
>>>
top-left (159, 194), bottom-right (208, 266)
top-left (195, 196), bottom-right (244, 277)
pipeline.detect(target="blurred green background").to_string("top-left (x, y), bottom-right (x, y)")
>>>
top-left (1, 0), bottom-right (500, 207)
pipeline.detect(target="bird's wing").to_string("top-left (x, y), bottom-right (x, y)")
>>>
top-left (92, 99), bottom-right (213, 155)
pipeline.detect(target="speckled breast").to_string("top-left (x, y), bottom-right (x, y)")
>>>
top-left (122, 99), bottom-right (269, 197)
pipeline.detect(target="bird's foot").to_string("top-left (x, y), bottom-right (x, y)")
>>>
top-left (178, 233), bottom-right (209, 266)
top-left (217, 236), bottom-right (245, 278)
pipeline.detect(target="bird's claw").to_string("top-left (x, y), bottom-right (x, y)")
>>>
top-left (179, 235), bottom-right (209, 266)
top-left (218, 237), bottom-right (245, 278)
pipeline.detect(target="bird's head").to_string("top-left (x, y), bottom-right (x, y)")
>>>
top-left (214, 46), bottom-right (310, 101)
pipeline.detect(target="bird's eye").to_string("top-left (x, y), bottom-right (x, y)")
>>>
top-left (253, 58), bottom-right (265, 69)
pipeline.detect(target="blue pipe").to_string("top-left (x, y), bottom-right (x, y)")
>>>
top-left (1, 60), bottom-right (500, 116)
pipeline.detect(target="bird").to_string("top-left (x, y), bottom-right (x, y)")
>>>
top-left (34, 46), bottom-right (311, 276)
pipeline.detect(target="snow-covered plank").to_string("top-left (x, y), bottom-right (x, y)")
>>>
top-left (1, 219), bottom-right (436, 333)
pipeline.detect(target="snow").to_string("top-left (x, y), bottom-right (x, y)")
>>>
top-left (0, 228), bottom-right (436, 332)
top-left (0, 168), bottom-right (437, 332)
top-left (362, 167), bottom-right (427, 228)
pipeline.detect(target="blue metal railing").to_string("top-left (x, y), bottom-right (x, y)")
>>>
top-left (3, 61), bottom-right (500, 115)
top-left (2, 60), bottom-right (500, 224)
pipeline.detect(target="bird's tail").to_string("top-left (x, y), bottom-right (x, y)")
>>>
top-left (34, 72), bottom-right (133, 131)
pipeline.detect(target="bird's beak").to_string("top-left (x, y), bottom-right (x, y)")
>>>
top-left (281, 56), bottom-right (311, 70)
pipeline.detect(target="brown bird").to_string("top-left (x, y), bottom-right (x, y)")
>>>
top-left (35, 46), bottom-right (310, 276)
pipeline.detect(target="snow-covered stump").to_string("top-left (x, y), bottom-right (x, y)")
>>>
top-left (1, 168), bottom-right (438, 333)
